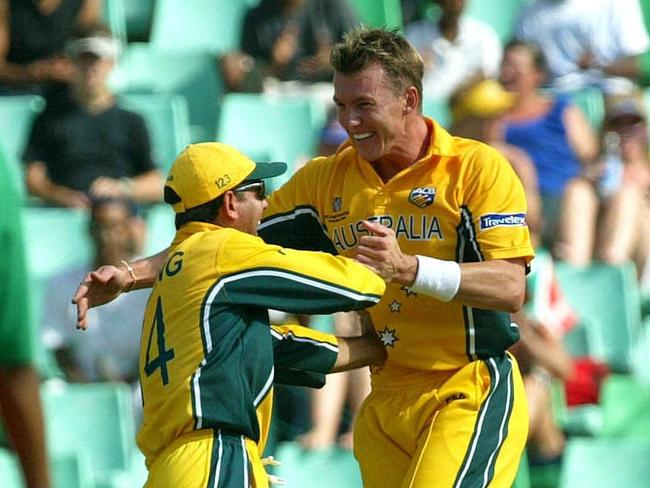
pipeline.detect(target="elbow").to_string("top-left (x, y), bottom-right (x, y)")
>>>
top-left (502, 282), bottom-right (526, 313)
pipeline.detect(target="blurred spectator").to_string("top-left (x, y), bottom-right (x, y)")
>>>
top-left (558, 91), bottom-right (650, 278)
top-left (405, 0), bottom-right (502, 100)
top-left (221, 0), bottom-right (358, 92)
top-left (0, 147), bottom-right (51, 488)
top-left (515, 0), bottom-right (649, 94)
top-left (0, 0), bottom-right (101, 100)
top-left (23, 24), bottom-right (162, 210)
top-left (498, 40), bottom-right (599, 250)
top-left (40, 197), bottom-right (148, 386)
top-left (450, 78), bottom-right (543, 245)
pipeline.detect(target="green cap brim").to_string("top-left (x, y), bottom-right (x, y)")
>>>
top-left (246, 162), bottom-right (287, 181)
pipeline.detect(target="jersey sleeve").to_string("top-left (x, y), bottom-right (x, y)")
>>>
top-left (217, 230), bottom-right (385, 316)
top-left (270, 324), bottom-right (339, 388)
top-left (460, 144), bottom-right (535, 263)
top-left (259, 157), bottom-right (338, 254)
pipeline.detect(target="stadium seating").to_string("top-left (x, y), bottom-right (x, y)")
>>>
top-left (143, 203), bottom-right (176, 257)
top-left (118, 93), bottom-right (191, 173)
top-left (558, 438), bottom-right (650, 488)
top-left (42, 381), bottom-right (138, 488)
top-left (555, 262), bottom-right (642, 373)
top-left (102, 0), bottom-right (128, 49)
top-left (272, 442), bottom-right (363, 488)
top-left (121, 0), bottom-right (155, 42)
top-left (216, 93), bottom-right (323, 191)
top-left (464, 0), bottom-right (528, 43)
top-left (349, 0), bottom-right (403, 30)
top-left (111, 44), bottom-right (223, 142)
top-left (599, 374), bottom-right (650, 439)
top-left (0, 95), bottom-right (46, 196)
top-left (0, 448), bottom-right (24, 488)
top-left (422, 97), bottom-right (452, 128)
top-left (569, 86), bottom-right (606, 132)
top-left (149, 0), bottom-right (252, 54)
top-left (22, 207), bottom-right (92, 280)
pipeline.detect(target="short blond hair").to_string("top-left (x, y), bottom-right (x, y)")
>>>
top-left (330, 28), bottom-right (424, 109)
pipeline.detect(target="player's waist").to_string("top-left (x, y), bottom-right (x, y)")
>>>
top-left (370, 363), bottom-right (462, 390)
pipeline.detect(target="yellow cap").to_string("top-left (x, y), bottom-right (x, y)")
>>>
top-left (452, 79), bottom-right (517, 122)
top-left (164, 142), bottom-right (286, 213)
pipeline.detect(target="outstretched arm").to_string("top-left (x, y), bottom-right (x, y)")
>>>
top-left (72, 248), bottom-right (168, 329)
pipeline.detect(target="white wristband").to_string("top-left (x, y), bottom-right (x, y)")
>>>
top-left (410, 255), bottom-right (461, 302)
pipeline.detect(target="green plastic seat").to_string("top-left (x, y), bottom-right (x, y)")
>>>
top-left (272, 441), bottom-right (363, 488)
top-left (21, 207), bottom-right (92, 281)
top-left (558, 438), bottom-right (650, 488)
top-left (42, 382), bottom-right (137, 484)
top-left (118, 93), bottom-right (191, 173)
top-left (555, 262), bottom-right (642, 373)
top-left (464, 0), bottom-right (528, 43)
top-left (0, 95), bottom-right (46, 196)
top-left (348, 0), bottom-right (403, 30)
top-left (0, 448), bottom-right (24, 488)
top-left (217, 93), bottom-right (322, 191)
top-left (149, 0), bottom-right (252, 54)
top-left (600, 374), bottom-right (650, 439)
top-left (102, 0), bottom-right (128, 49)
top-left (422, 97), bottom-right (452, 128)
top-left (111, 44), bottom-right (223, 142)
top-left (143, 204), bottom-right (176, 256)
top-left (568, 86), bottom-right (606, 132)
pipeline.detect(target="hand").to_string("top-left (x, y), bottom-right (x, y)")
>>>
top-left (89, 177), bottom-right (128, 198)
top-left (71, 265), bottom-right (130, 330)
top-left (51, 187), bottom-right (91, 208)
top-left (354, 220), bottom-right (418, 285)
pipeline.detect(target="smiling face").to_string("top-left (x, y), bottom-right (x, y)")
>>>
top-left (333, 63), bottom-right (411, 164)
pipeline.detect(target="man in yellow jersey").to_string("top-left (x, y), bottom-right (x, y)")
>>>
top-left (75, 142), bottom-right (386, 488)
top-left (257, 29), bottom-right (535, 487)
top-left (74, 29), bottom-right (535, 488)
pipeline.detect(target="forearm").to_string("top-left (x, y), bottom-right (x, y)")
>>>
top-left (128, 171), bottom-right (163, 203)
top-left (123, 249), bottom-right (168, 290)
top-left (392, 254), bottom-right (526, 312)
top-left (454, 260), bottom-right (526, 312)
top-left (331, 333), bottom-right (386, 372)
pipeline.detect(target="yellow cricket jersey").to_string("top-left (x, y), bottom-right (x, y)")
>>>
top-left (260, 118), bottom-right (535, 385)
top-left (137, 222), bottom-right (385, 467)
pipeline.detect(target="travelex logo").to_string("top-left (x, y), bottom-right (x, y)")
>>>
top-left (479, 213), bottom-right (526, 230)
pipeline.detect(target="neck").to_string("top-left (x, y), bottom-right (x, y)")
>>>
top-left (439, 14), bottom-right (460, 41)
top-left (372, 116), bottom-right (431, 182)
top-left (73, 87), bottom-right (114, 113)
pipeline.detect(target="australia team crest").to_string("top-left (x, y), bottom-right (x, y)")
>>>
top-left (408, 187), bottom-right (436, 208)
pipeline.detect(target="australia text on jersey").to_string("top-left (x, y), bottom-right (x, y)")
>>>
top-left (331, 214), bottom-right (444, 252)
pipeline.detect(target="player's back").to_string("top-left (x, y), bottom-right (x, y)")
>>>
top-left (137, 222), bottom-right (275, 467)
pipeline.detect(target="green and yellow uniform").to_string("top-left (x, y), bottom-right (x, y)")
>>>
top-left (138, 221), bottom-right (384, 488)
top-left (260, 119), bottom-right (535, 487)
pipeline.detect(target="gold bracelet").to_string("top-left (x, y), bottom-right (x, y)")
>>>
top-left (118, 260), bottom-right (137, 292)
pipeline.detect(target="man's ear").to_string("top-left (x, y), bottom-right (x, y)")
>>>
top-left (217, 191), bottom-right (239, 224)
top-left (403, 86), bottom-right (419, 115)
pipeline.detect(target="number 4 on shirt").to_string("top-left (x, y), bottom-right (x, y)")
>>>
top-left (144, 296), bottom-right (175, 385)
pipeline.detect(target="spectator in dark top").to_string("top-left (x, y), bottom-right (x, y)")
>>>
top-left (23, 24), bottom-right (162, 209)
top-left (221, 0), bottom-right (358, 92)
top-left (0, 0), bottom-right (101, 99)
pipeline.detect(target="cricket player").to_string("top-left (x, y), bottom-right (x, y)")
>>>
top-left (257, 29), bottom-right (535, 487)
top-left (76, 142), bottom-right (386, 487)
